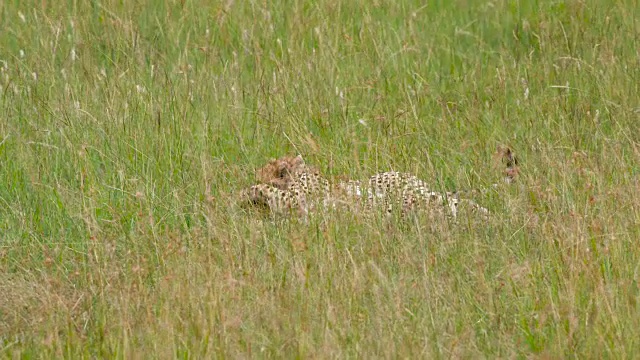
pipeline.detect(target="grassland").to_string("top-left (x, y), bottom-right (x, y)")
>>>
top-left (1, 0), bottom-right (639, 357)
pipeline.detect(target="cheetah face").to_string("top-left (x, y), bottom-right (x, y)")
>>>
top-left (496, 145), bottom-right (519, 183)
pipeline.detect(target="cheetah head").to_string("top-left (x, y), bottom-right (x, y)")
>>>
top-left (495, 145), bottom-right (519, 184)
top-left (255, 155), bottom-right (307, 190)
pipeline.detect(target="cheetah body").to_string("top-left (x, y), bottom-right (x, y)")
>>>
top-left (245, 156), bottom-right (490, 219)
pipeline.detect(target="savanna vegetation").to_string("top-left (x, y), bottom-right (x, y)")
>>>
top-left (1, 0), bottom-right (639, 357)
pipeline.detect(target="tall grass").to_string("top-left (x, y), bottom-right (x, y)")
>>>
top-left (1, 0), bottom-right (639, 357)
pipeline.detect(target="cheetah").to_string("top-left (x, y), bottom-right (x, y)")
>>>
top-left (245, 154), bottom-right (498, 220)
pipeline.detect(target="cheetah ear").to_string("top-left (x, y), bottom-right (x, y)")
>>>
top-left (293, 154), bottom-right (305, 165)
